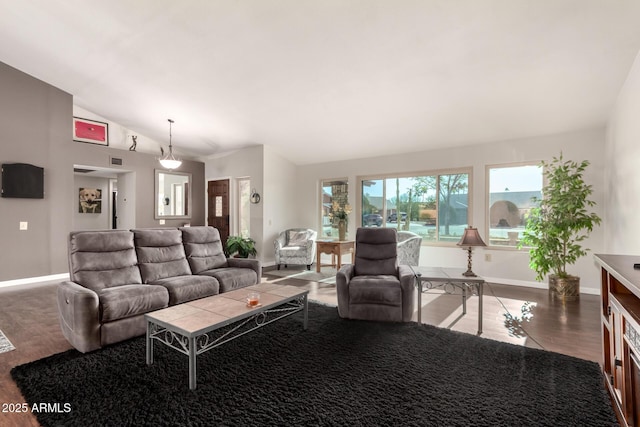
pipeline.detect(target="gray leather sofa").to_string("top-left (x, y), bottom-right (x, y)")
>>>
top-left (57, 226), bottom-right (260, 353)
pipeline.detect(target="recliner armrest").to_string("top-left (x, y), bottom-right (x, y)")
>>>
top-left (227, 257), bottom-right (262, 283)
top-left (57, 281), bottom-right (101, 353)
top-left (398, 265), bottom-right (416, 322)
top-left (336, 264), bottom-right (355, 318)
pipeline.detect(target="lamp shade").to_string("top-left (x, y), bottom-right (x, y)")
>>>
top-left (159, 119), bottom-right (182, 170)
top-left (457, 227), bottom-right (486, 248)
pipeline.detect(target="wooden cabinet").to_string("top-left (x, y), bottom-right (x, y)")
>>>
top-left (596, 254), bottom-right (640, 427)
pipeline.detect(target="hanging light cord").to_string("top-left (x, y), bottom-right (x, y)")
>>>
top-left (168, 119), bottom-right (174, 154)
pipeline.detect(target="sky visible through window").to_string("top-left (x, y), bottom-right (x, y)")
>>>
top-left (490, 165), bottom-right (542, 193)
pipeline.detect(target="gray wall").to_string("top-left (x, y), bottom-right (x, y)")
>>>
top-left (0, 61), bottom-right (205, 281)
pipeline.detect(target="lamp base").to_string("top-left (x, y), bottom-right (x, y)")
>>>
top-left (462, 269), bottom-right (477, 277)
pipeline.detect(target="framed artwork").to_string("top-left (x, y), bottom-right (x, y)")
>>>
top-left (78, 187), bottom-right (102, 213)
top-left (73, 117), bottom-right (109, 146)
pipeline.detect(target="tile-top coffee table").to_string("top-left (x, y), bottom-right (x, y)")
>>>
top-left (145, 283), bottom-right (309, 390)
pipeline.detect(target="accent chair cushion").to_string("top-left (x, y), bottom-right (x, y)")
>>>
top-left (354, 228), bottom-right (398, 276)
top-left (349, 275), bottom-right (403, 306)
top-left (287, 230), bottom-right (309, 246)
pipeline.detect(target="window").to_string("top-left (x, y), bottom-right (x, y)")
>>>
top-left (320, 179), bottom-right (349, 239)
top-left (487, 163), bottom-right (542, 247)
top-left (237, 178), bottom-right (251, 238)
top-left (359, 170), bottom-right (470, 244)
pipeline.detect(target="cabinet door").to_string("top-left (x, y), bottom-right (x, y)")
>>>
top-left (612, 304), bottom-right (624, 402)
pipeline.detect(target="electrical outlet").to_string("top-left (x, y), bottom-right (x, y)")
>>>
top-left (485, 253), bottom-right (492, 262)
top-left (159, 219), bottom-right (165, 225)
top-left (19, 221), bottom-right (28, 230)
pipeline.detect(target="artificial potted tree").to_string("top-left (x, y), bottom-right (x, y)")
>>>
top-left (226, 236), bottom-right (257, 258)
top-left (520, 153), bottom-right (601, 301)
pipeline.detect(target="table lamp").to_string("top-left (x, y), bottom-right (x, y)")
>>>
top-left (457, 226), bottom-right (486, 277)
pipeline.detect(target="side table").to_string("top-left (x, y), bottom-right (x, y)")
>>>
top-left (411, 266), bottom-right (485, 335)
top-left (316, 240), bottom-right (355, 272)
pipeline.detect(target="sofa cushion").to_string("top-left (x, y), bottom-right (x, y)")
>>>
top-left (133, 228), bottom-right (192, 283)
top-left (99, 284), bottom-right (169, 322)
top-left (150, 275), bottom-right (220, 305)
top-left (180, 226), bottom-right (228, 274)
top-left (69, 230), bottom-right (142, 292)
top-left (200, 267), bottom-right (259, 293)
top-left (287, 230), bottom-right (309, 246)
top-left (278, 245), bottom-right (308, 257)
top-left (348, 275), bottom-right (402, 306)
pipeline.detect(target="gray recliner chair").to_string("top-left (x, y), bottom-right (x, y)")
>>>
top-left (336, 227), bottom-right (415, 322)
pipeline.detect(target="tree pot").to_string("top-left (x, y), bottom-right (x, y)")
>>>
top-left (548, 274), bottom-right (580, 301)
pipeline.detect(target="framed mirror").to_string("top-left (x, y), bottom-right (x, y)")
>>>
top-left (155, 169), bottom-right (191, 219)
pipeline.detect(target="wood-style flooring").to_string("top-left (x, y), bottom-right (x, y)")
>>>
top-left (0, 270), bottom-right (602, 427)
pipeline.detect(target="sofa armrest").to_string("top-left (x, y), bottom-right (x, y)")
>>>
top-left (227, 257), bottom-right (262, 283)
top-left (57, 281), bottom-right (101, 353)
top-left (336, 264), bottom-right (355, 318)
top-left (398, 265), bottom-right (417, 322)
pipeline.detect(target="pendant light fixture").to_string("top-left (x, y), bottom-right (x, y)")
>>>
top-left (158, 119), bottom-right (182, 169)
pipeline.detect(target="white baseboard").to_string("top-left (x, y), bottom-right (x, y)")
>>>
top-left (484, 276), bottom-right (601, 296)
top-left (0, 273), bottom-right (69, 289)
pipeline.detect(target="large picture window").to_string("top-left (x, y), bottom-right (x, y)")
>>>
top-left (487, 163), bottom-right (542, 247)
top-left (359, 170), bottom-right (470, 244)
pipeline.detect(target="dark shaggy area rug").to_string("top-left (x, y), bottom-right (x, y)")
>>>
top-left (12, 303), bottom-right (616, 427)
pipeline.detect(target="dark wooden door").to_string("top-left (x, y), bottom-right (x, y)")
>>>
top-left (112, 191), bottom-right (117, 229)
top-left (207, 179), bottom-right (230, 245)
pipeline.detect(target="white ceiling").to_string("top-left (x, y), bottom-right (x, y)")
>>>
top-left (2, 1), bottom-right (640, 165)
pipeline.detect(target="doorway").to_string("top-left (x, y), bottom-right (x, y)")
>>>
top-left (207, 179), bottom-right (230, 245)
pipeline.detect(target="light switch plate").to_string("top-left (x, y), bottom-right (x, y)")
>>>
top-left (19, 221), bottom-right (28, 230)
top-left (159, 219), bottom-right (165, 225)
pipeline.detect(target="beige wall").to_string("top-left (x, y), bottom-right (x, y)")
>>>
top-left (204, 145), bottom-right (299, 266)
top-left (295, 128), bottom-right (606, 293)
top-left (0, 61), bottom-right (206, 282)
top-left (606, 50), bottom-right (640, 255)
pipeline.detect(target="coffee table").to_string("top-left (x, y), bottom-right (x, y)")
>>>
top-left (145, 283), bottom-right (309, 390)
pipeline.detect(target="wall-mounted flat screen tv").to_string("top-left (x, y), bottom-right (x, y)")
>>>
top-left (1, 163), bottom-right (44, 199)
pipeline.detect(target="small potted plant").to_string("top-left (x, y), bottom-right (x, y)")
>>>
top-left (226, 236), bottom-right (257, 258)
top-left (520, 153), bottom-right (601, 300)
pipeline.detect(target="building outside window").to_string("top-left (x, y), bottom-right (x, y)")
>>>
top-left (487, 163), bottom-right (543, 247)
top-left (359, 170), bottom-right (470, 244)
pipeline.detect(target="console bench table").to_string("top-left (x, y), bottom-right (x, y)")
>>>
top-left (596, 254), bottom-right (640, 427)
top-left (145, 283), bottom-right (309, 390)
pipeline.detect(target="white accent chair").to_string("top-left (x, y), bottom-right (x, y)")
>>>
top-left (397, 231), bottom-right (422, 266)
top-left (274, 229), bottom-right (318, 270)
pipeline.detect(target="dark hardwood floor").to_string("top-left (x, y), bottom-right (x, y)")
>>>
top-left (0, 270), bottom-right (602, 427)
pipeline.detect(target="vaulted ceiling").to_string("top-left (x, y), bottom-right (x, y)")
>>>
top-left (2, 1), bottom-right (640, 165)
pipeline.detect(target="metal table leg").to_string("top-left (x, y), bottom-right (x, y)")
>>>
top-left (188, 336), bottom-right (197, 390)
top-left (146, 321), bottom-right (153, 365)
top-left (303, 294), bottom-right (309, 330)
top-left (416, 276), bottom-right (423, 324)
top-left (477, 282), bottom-right (483, 335)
